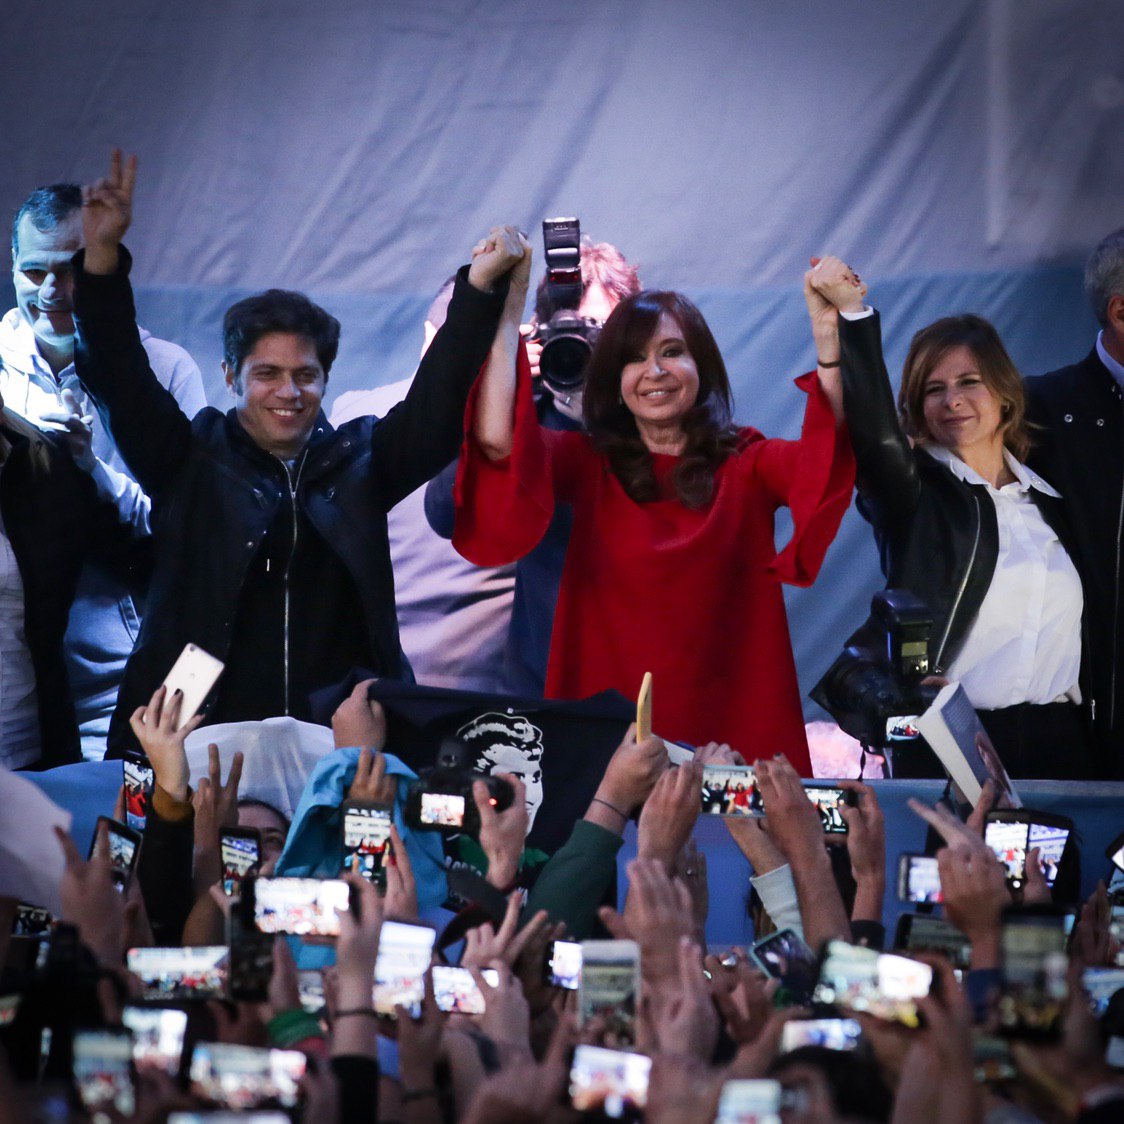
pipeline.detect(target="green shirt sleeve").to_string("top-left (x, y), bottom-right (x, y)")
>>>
top-left (523, 818), bottom-right (625, 939)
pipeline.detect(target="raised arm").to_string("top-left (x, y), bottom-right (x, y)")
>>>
top-left (803, 254), bottom-right (865, 426)
top-left (471, 229), bottom-right (531, 461)
top-left (73, 150), bottom-right (194, 496)
top-left (807, 256), bottom-right (921, 527)
top-left (369, 226), bottom-right (529, 508)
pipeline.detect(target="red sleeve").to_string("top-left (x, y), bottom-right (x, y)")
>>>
top-left (755, 371), bottom-right (856, 587)
top-left (452, 340), bottom-right (556, 566)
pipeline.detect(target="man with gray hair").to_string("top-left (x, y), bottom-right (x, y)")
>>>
top-left (1025, 228), bottom-right (1124, 777)
top-left (2, 183), bottom-right (207, 758)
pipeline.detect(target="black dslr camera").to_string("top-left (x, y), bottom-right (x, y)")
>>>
top-left (814, 590), bottom-right (941, 753)
top-left (404, 737), bottom-right (515, 837)
top-left (537, 217), bottom-right (601, 393)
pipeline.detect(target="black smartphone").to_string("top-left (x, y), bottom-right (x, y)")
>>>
top-left (699, 764), bottom-right (764, 818)
top-left (984, 810), bottom-right (1073, 891)
top-left (220, 827), bottom-right (261, 896)
top-left (11, 904), bottom-right (51, 937)
top-left (122, 750), bottom-right (155, 832)
top-left (189, 1042), bottom-right (305, 1109)
top-left (974, 1036), bottom-right (1018, 1084)
top-left (445, 865), bottom-right (510, 927)
top-left (802, 784), bottom-right (857, 835)
top-left (121, 1006), bottom-right (188, 1077)
top-left (89, 816), bottom-right (142, 893)
top-left (996, 906), bottom-right (1069, 1040)
top-left (126, 946), bottom-right (229, 1001)
top-left (896, 853), bottom-right (943, 904)
top-left (544, 938), bottom-right (583, 991)
top-left (246, 877), bottom-right (351, 938)
top-left (812, 940), bottom-right (932, 1028)
top-left (431, 965), bottom-right (498, 1015)
top-left (340, 801), bottom-right (392, 890)
top-left (72, 1028), bottom-right (135, 1118)
top-left (780, 1018), bottom-right (862, 1053)
top-left (373, 921), bottom-right (437, 1019)
top-left (715, 1079), bottom-right (794, 1124)
top-left (228, 899), bottom-right (275, 1003)
top-left (1082, 967), bottom-right (1124, 1017)
top-left (894, 913), bottom-right (971, 969)
top-left (569, 1044), bottom-right (650, 1119)
top-left (751, 928), bottom-right (819, 1007)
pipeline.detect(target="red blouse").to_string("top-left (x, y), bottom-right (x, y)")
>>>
top-left (453, 350), bottom-right (854, 775)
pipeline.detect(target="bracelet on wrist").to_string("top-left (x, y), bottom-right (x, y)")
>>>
top-left (817, 356), bottom-right (842, 368)
top-left (591, 796), bottom-right (629, 822)
top-left (334, 1006), bottom-right (378, 1020)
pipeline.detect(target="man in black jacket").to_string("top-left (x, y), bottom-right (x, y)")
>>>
top-left (1025, 228), bottom-right (1124, 777)
top-left (72, 151), bottom-right (528, 756)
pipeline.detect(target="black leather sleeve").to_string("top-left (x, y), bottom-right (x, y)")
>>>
top-left (839, 311), bottom-right (922, 528)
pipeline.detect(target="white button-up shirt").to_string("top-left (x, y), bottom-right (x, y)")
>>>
top-left (925, 445), bottom-right (1083, 710)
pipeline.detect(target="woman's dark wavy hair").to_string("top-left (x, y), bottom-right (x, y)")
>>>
top-left (582, 290), bottom-right (740, 508)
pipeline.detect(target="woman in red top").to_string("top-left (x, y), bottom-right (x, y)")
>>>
top-left (453, 239), bottom-right (859, 774)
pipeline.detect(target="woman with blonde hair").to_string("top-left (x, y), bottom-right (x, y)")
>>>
top-left (813, 281), bottom-right (1092, 778)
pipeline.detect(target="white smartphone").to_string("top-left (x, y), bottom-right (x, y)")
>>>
top-left (122, 1006), bottom-right (188, 1076)
top-left (162, 643), bottom-right (225, 730)
top-left (579, 939), bottom-right (640, 1047)
top-left (373, 921), bottom-right (437, 1018)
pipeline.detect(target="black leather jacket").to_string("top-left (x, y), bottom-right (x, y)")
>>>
top-left (812, 312), bottom-right (1087, 729)
top-left (73, 248), bottom-right (505, 756)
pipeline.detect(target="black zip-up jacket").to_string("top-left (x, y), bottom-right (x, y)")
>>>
top-left (72, 247), bottom-right (506, 757)
top-left (1025, 348), bottom-right (1124, 776)
top-left (0, 410), bottom-right (144, 766)
top-left (812, 313), bottom-right (1091, 757)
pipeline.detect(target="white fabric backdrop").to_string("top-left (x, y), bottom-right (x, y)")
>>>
top-left (2, 0), bottom-right (1121, 720)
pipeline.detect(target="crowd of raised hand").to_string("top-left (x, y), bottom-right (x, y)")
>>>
top-left (2, 688), bottom-right (1122, 1124)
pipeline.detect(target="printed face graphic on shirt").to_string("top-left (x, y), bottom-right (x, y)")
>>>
top-left (457, 712), bottom-right (545, 829)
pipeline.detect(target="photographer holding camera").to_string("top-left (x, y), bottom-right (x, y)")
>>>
top-left (425, 224), bottom-right (641, 696)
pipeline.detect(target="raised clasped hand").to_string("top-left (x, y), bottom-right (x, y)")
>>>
top-left (806, 254), bottom-right (868, 313)
top-left (468, 224), bottom-right (532, 294)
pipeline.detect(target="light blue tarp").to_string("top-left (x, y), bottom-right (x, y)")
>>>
top-left (1, 0), bottom-right (1120, 717)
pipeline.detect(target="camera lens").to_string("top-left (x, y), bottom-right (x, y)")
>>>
top-left (540, 334), bottom-right (592, 391)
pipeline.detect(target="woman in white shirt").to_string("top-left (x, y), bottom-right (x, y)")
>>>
top-left (810, 264), bottom-right (1092, 778)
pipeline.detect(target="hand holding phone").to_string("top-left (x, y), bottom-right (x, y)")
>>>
top-left (569, 1044), bottom-right (650, 1118)
top-left (221, 828), bottom-right (261, 896)
top-left (579, 940), bottom-right (640, 1047)
top-left (700, 764), bottom-right (764, 818)
top-left (341, 802), bottom-right (392, 889)
top-left (248, 877), bottom-right (350, 938)
top-left (122, 751), bottom-right (155, 831)
top-left (73, 1029), bottom-right (135, 1117)
top-left (813, 940), bottom-right (932, 1027)
top-left (544, 939), bottom-right (582, 991)
top-left (897, 854), bottom-right (943, 904)
top-left (997, 906), bottom-right (1069, 1039)
top-left (89, 816), bottom-right (142, 893)
top-left (373, 921), bottom-right (437, 1018)
top-left (985, 811), bottom-right (1073, 891)
top-left (161, 643), bottom-right (224, 730)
